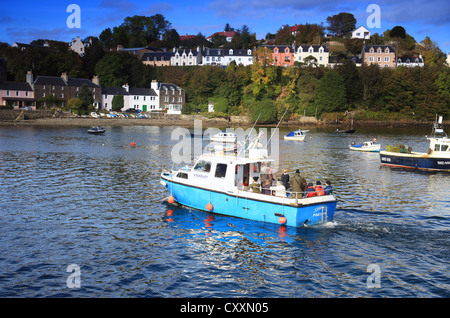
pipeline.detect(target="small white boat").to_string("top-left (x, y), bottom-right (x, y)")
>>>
top-left (349, 139), bottom-right (380, 152)
top-left (284, 129), bottom-right (309, 141)
top-left (87, 126), bottom-right (105, 134)
top-left (210, 132), bottom-right (237, 143)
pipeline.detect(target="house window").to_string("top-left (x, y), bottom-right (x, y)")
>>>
top-left (377, 57), bottom-right (381, 62)
top-left (274, 48), bottom-right (278, 53)
top-left (16, 91), bottom-right (19, 96)
top-left (369, 56), bottom-right (374, 62)
top-left (6, 90), bottom-right (9, 96)
top-left (370, 49), bottom-right (374, 54)
top-left (384, 57), bottom-right (390, 62)
top-left (386, 49), bottom-right (389, 53)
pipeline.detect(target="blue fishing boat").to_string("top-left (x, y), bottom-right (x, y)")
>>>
top-left (349, 139), bottom-right (380, 152)
top-left (380, 115), bottom-right (450, 171)
top-left (284, 129), bottom-right (309, 141)
top-left (161, 132), bottom-right (337, 227)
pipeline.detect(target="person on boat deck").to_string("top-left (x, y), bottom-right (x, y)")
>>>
top-left (260, 166), bottom-right (272, 195)
top-left (291, 169), bottom-right (306, 198)
top-left (304, 183), bottom-right (316, 198)
top-left (249, 177), bottom-right (261, 193)
top-left (271, 180), bottom-right (287, 197)
top-left (314, 181), bottom-right (325, 196)
top-left (280, 169), bottom-right (290, 190)
top-left (324, 180), bottom-right (333, 195)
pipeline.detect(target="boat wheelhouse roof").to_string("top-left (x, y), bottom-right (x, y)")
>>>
top-left (196, 153), bottom-right (274, 165)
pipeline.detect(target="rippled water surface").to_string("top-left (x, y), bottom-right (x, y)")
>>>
top-left (0, 125), bottom-right (449, 297)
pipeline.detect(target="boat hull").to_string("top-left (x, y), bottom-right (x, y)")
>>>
top-left (380, 151), bottom-right (450, 171)
top-left (284, 136), bottom-right (306, 141)
top-left (161, 175), bottom-right (337, 227)
top-left (349, 145), bottom-right (380, 152)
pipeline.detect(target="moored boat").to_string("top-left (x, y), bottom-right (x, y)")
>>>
top-left (87, 126), bottom-right (105, 134)
top-left (161, 132), bottom-right (337, 227)
top-left (284, 129), bottom-right (309, 141)
top-left (380, 115), bottom-right (450, 171)
top-left (349, 139), bottom-right (380, 152)
top-left (210, 132), bottom-right (237, 143)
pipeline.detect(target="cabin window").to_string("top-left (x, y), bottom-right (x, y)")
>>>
top-left (194, 160), bottom-right (211, 172)
top-left (441, 145), bottom-right (448, 152)
top-left (176, 172), bottom-right (188, 179)
top-left (215, 163), bottom-right (227, 178)
top-left (435, 144), bottom-right (441, 151)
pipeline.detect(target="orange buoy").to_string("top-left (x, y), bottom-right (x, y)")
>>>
top-left (167, 196), bottom-right (175, 204)
top-left (206, 203), bottom-right (213, 211)
top-left (130, 142), bottom-right (136, 147)
top-left (278, 216), bottom-right (287, 225)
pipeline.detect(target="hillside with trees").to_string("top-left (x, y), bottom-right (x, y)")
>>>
top-left (0, 13), bottom-right (449, 122)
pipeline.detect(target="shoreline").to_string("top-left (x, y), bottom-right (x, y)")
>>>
top-left (0, 116), bottom-right (442, 129)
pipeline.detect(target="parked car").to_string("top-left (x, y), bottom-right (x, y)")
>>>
top-left (125, 108), bottom-right (139, 113)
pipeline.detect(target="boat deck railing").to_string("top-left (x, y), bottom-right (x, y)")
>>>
top-left (243, 185), bottom-right (332, 199)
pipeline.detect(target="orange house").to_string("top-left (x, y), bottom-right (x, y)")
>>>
top-left (267, 45), bottom-right (295, 67)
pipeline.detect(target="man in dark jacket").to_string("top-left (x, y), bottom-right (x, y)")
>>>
top-left (291, 169), bottom-right (306, 198)
top-left (280, 169), bottom-right (290, 190)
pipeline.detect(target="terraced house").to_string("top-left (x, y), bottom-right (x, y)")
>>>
top-left (295, 45), bottom-right (329, 66)
top-left (30, 72), bottom-right (101, 108)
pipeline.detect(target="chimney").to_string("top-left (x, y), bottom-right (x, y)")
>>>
top-left (26, 71), bottom-right (34, 85)
top-left (151, 80), bottom-right (158, 91)
top-left (122, 83), bottom-right (129, 93)
top-left (61, 72), bottom-right (68, 83)
top-left (92, 75), bottom-right (99, 86)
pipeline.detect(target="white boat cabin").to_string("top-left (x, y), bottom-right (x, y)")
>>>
top-left (175, 150), bottom-right (274, 194)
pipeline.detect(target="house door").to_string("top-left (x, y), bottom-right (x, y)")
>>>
top-left (143, 105), bottom-right (147, 112)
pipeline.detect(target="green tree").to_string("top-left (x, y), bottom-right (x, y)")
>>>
top-left (326, 12), bottom-right (356, 37)
top-left (337, 59), bottom-right (363, 106)
top-left (78, 84), bottom-right (94, 113)
top-left (247, 98), bottom-right (277, 122)
top-left (82, 37), bottom-right (105, 77)
top-left (67, 97), bottom-right (83, 113)
top-left (112, 95), bottom-right (124, 111)
top-left (314, 70), bottom-right (347, 114)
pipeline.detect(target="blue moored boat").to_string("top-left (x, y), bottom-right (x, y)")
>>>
top-left (161, 133), bottom-right (337, 227)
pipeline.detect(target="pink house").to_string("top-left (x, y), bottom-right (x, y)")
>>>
top-left (0, 77), bottom-right (35, 109)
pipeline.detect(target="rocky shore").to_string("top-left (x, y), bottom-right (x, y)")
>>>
top-left (0, 110), bottom-right (442, 128)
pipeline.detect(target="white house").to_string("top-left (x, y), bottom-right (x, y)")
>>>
top-left (397, 55), bottom-right (425, 67)
top-left (69, 36), bottom-right (93, 56)
top-left (202, 48), bottom-right (225, 66)
top-left (171, 47), bottom-right (201, 66)
top-left (351, 26), bottom-right (370, 40)
top-left (224, 48), bottom-right (254, 66)
top-left (101, 83), bottom-right (158, 112)
top-left (294, 45), bottom-right (329, 67)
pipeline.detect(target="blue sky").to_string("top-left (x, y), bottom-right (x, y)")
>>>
top-left (1, 0), bottom-right (449, 52)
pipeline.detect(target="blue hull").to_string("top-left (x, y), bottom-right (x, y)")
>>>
top-left (162, 178), bottom-right (337, 227)
top-left (380, 152), bottom-right (450, 171)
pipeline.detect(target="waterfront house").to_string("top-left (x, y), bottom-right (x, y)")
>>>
top-left (101, 80), bottom-right (185, 114)
top-left (32, 72), bottom-right (101, 108)
top-left (362, 45), bottom-right (396, 68)
top-left (294, 45), bottom-right (329, 67)
top-left (351, 26), bottom-right (371, 40)
top-left (0, 74), bottom-right (35, 109)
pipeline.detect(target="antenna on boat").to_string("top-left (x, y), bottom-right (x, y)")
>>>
top-left (266, 107), bottom-right (288, 147)
top-left (238, 113), bottom-right (261, 155)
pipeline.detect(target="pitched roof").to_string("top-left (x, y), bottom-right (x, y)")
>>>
top-left (141, 52), bottom-right (175, 61)
top-left (0, 81), bottom-right (33, 91)
top-left (34, 76), bottom-right (100, 88)
top-left (206, 31), bottom-right (236, 40)
top-left (363, 45), bottom-right (395, 53)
